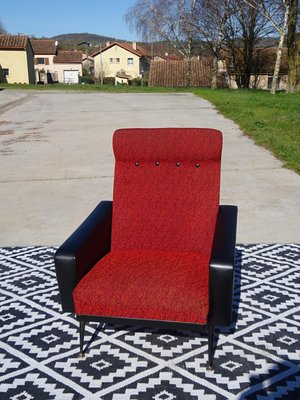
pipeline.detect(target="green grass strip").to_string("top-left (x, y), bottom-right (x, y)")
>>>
top-left (0, 83), bottom-right (188, 93)
top-left (193, 89), bottom-right (300, 174)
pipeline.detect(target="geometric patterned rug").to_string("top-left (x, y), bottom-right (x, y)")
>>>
top-left (0, 244), bottom-right (299, 400)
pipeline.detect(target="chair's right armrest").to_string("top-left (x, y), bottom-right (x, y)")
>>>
top-left (208, 205), bottom-right (238, 326)
top-left (54, 200), bottom-right (112, 313)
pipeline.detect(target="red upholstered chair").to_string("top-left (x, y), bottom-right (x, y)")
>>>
top-left (55, 128), bottom-right (238, 369)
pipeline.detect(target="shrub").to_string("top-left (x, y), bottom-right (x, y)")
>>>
top-left (103, 77), bottom-right (115, 85)
top-left (80, 76), bottom-right (95, 84)
top-left (130, 77), bottom-right (148, 87)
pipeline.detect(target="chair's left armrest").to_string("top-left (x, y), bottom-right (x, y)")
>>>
top-left (55, 200), bottom-right (112, 313)
top-left (208, 205), bottom-right (238, 326)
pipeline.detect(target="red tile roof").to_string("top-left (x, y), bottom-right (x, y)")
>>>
top-left (118, 42), bottom-right (149, 57)
top-left (154, 54), bottom-right (181, 61)
top-left (53, 50), bottom-right (83, 64)
top-left (31, 39), bottom-right (57, 55)
top-left (92, 42), bottom-right (149, 58)
top-left (0, 35), bottom-right (28, 50)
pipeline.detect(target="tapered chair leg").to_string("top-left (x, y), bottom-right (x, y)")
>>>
top-left (79, 320), bottom-right (86, 358)
top-left (207, 324), bottom-right (215, 370)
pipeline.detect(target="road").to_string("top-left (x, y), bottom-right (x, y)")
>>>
top-left (0, 89), bottom-right (299, 245)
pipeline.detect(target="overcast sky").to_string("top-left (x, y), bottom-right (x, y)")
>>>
top-left (1, 0), bottom-right (139, 40)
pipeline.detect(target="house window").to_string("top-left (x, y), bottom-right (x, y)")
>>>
top-left (127, 58), bottom-right (134, 65)
top-left (109, 58), bottom-right (120, 64)
top-left (2, 68), bottom-right (9, 76)
top-left (36, 57), bottom-right (49, 65)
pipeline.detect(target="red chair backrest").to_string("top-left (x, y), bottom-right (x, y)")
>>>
top-left (111, 128), bottom-right (222, 255)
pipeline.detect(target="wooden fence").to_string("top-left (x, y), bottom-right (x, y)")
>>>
top-left (149, 60), bottom-right (218, 87)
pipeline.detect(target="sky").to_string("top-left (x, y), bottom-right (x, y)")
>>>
top-left (0, 0), bottom-right (139, 41)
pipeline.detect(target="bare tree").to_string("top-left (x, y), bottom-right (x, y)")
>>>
top-left (125, 0), bottom-right (198, 86)
top-left (192, 0), bottom-right (234, 89)
top-left (286, 0), bottom-right (299, 92)
top-left (0, 20), bottom-right (7, 34)
top-left (224, 0), bottom-right (272, 88)
top-left (242, 0), bottom-right (290, 94)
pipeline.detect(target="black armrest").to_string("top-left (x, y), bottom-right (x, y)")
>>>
top-left (208, 205), bottom-right (238, 326)
top-left (55, 200), bottom-right (112, 313)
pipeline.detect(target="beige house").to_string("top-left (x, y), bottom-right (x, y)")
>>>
top-left (224, 48), bottom-right (289, 91)
top-left (31, 39), bottom-right (83, 84)
top-left (31, 39), bottom-right (58, 83)
top-left (0, 35), bottom-right (35, 84)
top-left (92, 42), bottom-right (149, 81)
top-left (53, 51), bottom-right (83, 83)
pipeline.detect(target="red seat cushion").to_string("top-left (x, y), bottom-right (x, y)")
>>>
top-left (73, 250), bottom-right (210, 324)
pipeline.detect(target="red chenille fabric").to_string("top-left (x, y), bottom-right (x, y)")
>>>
top-left (73, 250), bottom-right (210, 324)
top-left (73, 128), bottom-right (223, 324)
top-left (111, 128), bottom-right (222, 255)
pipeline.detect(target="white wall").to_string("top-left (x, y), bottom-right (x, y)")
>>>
top-left (53, 63), bottom-right (83, 83)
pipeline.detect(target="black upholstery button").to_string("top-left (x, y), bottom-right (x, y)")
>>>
top-left (176, 162), bottom-right (180, 167)
top-left (195, 163), bottom-right (200, 168)
top-left (155, 161), bottom-right (160, 166)
top-left (135, 162), bottom-right (139, 167)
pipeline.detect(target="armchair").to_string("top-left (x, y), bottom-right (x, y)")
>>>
top-left (55, 128), bottom-right (238, 370)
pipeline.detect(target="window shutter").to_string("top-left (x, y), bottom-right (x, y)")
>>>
top-left (45, 58), bottom-right (49, 65)
top-left (34, 58), bottom-right (37, 65)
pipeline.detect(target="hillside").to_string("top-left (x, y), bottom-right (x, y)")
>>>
top-left (51, 32), bottom-right (126, 46)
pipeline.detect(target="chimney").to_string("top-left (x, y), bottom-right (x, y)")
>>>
top-left (106, 41), bottom-right (110, 47)
top-left (132, 42), bottom-right (137, 50)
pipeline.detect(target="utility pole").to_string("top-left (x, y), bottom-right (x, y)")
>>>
top-left (99, 42), bottom-right (103, 85)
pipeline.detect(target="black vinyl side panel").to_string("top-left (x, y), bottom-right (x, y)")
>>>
top-left (208, 205), bottom-right (238, 326)
top-left (54, 201), bottom-right (112, 312)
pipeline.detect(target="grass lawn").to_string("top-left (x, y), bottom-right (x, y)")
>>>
top-left (1, 83), bottom-right (299, 174)
top-left (0, 82), bottom-right (187, 93)
top-left (194, 89), bottom-right (300, 174)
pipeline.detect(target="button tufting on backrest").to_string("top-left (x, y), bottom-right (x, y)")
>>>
top-left (135, 162), bottom-right (139, 167)
top-left (155, 161), bottom-right (160, 166)
top-left (112, 128), bottom-right (222, 254)
top-left (195, 163), bottom-right (200, 168)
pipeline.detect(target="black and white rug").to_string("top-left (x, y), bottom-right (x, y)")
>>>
top-left (0, 244), bottom-right (299, 400)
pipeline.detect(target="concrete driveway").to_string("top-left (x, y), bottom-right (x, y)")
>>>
top-left (0, 89), bottom-right (299, 246)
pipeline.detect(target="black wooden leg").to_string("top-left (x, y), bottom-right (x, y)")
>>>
top-left (79, 320), bottom-right (86, 358)
top-left (207, 324), bottom-right (215, 370)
